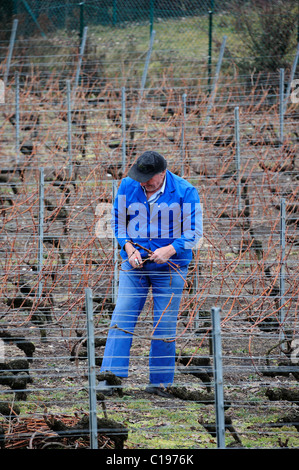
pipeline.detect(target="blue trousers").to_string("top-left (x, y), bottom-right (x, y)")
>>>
top-left (100, 260), bottom-right (188, 386)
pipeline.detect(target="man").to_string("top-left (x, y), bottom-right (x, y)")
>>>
top-left (99, 151), bottom-right (203, 397)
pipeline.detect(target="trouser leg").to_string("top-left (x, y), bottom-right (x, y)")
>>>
top-left (148, 265), bottom-right (188, 387)
top-left (101, 262), bottom-right (149, 377)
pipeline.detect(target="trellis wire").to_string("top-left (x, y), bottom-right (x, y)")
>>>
top-left (84, 299), bottom-right (227, 450)
top-left (0, 28), bottom-right (298, 449)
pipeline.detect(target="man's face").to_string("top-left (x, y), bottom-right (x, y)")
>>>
top-left (140, 170), bottom-right (166, 193)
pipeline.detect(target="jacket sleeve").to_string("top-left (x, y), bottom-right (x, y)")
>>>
top-left (171, 186), bottom-right (203, 255)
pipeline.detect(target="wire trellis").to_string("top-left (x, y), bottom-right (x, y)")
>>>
top-left (0, 15), bottom-right (298, 449)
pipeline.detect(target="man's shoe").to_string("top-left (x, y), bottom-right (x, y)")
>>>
top-left (145, 385), bottom-right (173, 398)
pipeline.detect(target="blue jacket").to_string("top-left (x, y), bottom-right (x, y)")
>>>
top-left (112, 170), bottom-right (203, 266)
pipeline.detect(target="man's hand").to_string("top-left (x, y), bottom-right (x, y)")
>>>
top-left (125, 242), bottom-right (142, 268)
top-left (149, 245), bottom-right (176, 264)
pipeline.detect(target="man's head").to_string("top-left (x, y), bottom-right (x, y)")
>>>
top-left (139, 170), bottom-right (166, 193)
top-left (128, 151), bottom-right (167, 183)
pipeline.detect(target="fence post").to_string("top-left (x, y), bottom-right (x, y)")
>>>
top-left (85, 287), bottom-right (98, 449)
top-left (234, 106), bottom-right (241, 214)
top-left (66, 80), bottom-right (73, 179)
top-left (135, 29), bottom-right (156, 120)
top-left (211, 306), bottom-right (225, 449)
top-left (150, 0), bottom-right (154, 36)
top-left (112, 180), bottom-right (118, 304)
top-left (279, 68), bottom-right (284, 146)
top-left (208, 10), bottom-right (213, 92)
top-left (279, 198), bottom-right (286, 349)
top-left (79, 2), bottom-right (85, 39)
top-left (205, 35), bottom-right (227, 126)
top-left (72, 26), bottom-right (88, 102)
top-left (113, 0), bottom-right (118, 26)
top-left (122, 86), bottom-right (126, 173)
top-left (4, 19), bottom-right (18, 86)
top-left (193, 257), bottom-right (201, 335)
top-left (38, 168), bottom-right (44, 299)
top-left (181, 93), bottom-right (187, 177)
top-left (20, 0), bottom-right (46, 38)
top-left (15, 71), bottom-right (20, 165)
